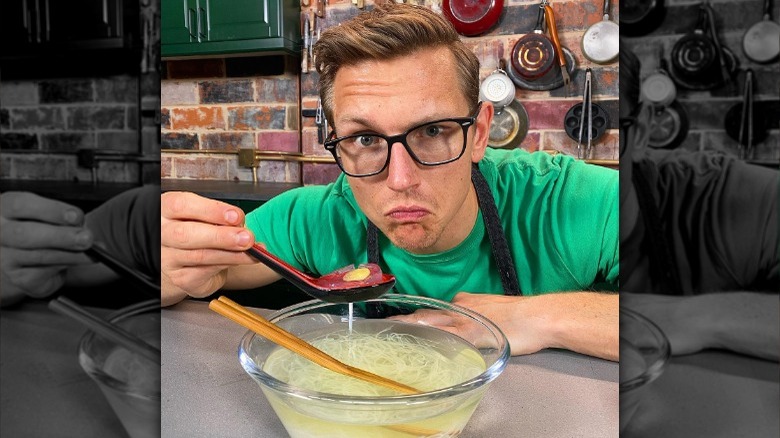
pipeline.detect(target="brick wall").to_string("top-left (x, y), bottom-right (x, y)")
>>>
top-left (161, 56), bottom-right (302, 183)
top-left (0, 73), bottom-right (160, 183)
top-left (623, 0), bottom-right (780, 160)
top-left (161, 0), bottom-right (620, 185)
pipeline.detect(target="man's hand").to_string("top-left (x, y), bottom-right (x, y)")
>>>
top-left (621, 292), bottom-right (779, 361)
top-left (392, 291), bottom-right (619, 360)
top-left (161, 192), bottom-right (259, 306)
top-left (0, 192), bottom-right (94, 307)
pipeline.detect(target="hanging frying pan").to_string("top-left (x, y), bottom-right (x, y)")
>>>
top-left (582, 0), bottom-right (619, 64)
top-left (670, 3), bottom-right (736, 91)
top-left (620, 0), bottom-right (666, 37)
top-left (506, 47), bottom-right (576, 91)
top-left (511, 4), bottom-right (557, 81)
top-left (443, 0), bottom-right (504, 37)
top-left (488, 99), bottom-right (529, 149)
top-left (742, 0), bottom-right (780, 63)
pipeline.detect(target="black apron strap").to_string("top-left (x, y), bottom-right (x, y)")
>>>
top-left (366, 164), bottom-right (521, 296)
top-left (367, 219), bottom-right (380, 265)
top-left (471, 163), bottom-right (521, 295)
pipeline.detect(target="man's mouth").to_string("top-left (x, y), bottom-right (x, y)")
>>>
top-left (385, 206), bottom-right (430, 222)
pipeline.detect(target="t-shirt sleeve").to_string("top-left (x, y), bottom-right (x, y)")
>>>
top-left (85, 185), bottom-right (161, 279)
top-left (653, 153), bottom-right (779, 292)
top-left (553, 160), bottom-right (620, 290)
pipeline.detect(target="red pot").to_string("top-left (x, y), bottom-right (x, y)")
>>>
top-left (443, 0), bottom-right (504, 37)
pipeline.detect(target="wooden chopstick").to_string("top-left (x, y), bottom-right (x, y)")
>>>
top-left (49, 297), bottom-right (161, 365)
top-left (209, 296), bottom-right (419, 395)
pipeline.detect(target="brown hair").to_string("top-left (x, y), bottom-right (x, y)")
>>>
top-left (312, 2), bottom-right (480, 125)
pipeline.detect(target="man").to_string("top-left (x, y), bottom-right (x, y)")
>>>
top-left (619, 47), bottom-right (779, 361)
top-left (162, 3), bottom-right (619, 360)
top-left (1, 185), bottom-right (161, 307)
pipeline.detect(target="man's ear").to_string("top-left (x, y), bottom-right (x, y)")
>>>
top-left (471, 102), bottom-right (494, 163)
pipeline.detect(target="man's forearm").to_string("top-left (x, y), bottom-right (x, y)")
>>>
top-left (453, 291), bottom-right (619, 361)
top-left (700, 292), bottom-right (779, 361)
top-left (536, 292), bottom-right (619, 361)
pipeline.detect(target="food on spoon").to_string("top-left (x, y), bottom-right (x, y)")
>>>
top-left (320, 263), bottom-right (384, 289)
top-left (342, 267), bottom-right (371, 282)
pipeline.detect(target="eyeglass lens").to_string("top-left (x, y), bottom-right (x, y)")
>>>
top-left (335, 120), bottom-right (467, 176)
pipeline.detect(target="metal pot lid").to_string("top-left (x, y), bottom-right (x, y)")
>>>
top-left (488, 99), bottom-right (529, 149)
top-left (507, 47), bottom-right (577, 91)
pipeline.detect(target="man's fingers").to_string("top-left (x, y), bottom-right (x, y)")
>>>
top-left (3, 248), bottom-right (92, 267)
top-left (4, 266), bottom-right (66, 298)
top-left (389, 309), bottom-right (457, 327)
top-left (0, 192), bottom-right (85, 225)
top-left (162, 220), bottom-right (254, 251)
top-left (0, 220), bottom-right (92, 251)
top-left (163, 247), bottom-right (258, 268)
top-left (163, 265), bottom-right (230, 298)
top-left (162, 191), bottom-right (246, 226)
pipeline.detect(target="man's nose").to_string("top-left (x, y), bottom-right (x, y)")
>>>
top-left (385, 142), bottom-right (420, 191)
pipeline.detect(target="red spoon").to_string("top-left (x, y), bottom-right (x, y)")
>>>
top-left (246, 244), bottom-right (396, 303)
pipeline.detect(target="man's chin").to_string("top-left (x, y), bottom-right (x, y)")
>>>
top-left (384, 224), bottom-right (438, 254)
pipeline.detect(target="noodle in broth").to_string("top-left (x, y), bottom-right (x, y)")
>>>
top-left (263, 322), bottom-right (485, 397)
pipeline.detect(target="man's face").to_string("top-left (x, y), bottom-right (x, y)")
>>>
top-left (330, 47), bottom-right (492, 254)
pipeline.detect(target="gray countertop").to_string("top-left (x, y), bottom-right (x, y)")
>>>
top-left (161, 300), bottom-right (619, 437)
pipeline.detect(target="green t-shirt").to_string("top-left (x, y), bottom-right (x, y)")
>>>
top-left (246, 148), bottom-right (618, 301)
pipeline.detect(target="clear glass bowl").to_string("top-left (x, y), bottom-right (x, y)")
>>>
top-left (78, 300), bottom-right (160, 438)
top-left (619, 306), bottom-right (671, 433)
top-left (239, 295), bottom-right (510, 438)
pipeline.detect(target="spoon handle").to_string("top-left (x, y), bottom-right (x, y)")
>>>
top-left (246, 244), bottom-right (321, 295)
top-left (49, 297), bottom-right (161, 364)
top-left (86, 244), bottom-right (159, 298)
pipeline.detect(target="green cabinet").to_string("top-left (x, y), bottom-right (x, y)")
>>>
top-left (161, 0), bottom-right (300, 59)
top-left (0, 0), bottom-right (134, 58)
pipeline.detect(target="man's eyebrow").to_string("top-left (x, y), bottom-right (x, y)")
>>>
top-left (337, 114), bottom-right (454, 135)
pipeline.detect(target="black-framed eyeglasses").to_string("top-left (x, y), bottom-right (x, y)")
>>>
top-left (324, 102), bottom-right (483, 177)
